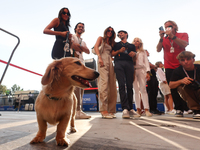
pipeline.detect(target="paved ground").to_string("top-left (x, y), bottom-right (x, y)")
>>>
top-left (0, 111), bottom-right (200, 150)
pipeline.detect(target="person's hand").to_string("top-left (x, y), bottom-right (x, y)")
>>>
top-left (146, 73), bottom-right (150, 81)
top-left (181, 77), bottom-right (193, 85)
top-left (60, 31), bottom-right (70, 38)
top-left (163, 81), bottom-right (168, 84)
top-left (98, 57), bottom-right (104, 67)
top-left (159, 30), bottom-right (165, 39)
top-left (165, 27), bottom-right (174, 38)
top-left (129, 51), bottom-right (136, 58)
top-left (119, 47), bottom-right (126, 53)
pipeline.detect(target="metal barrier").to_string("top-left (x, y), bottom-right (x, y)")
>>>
top-left (0, 28), bottom-right (20, 85)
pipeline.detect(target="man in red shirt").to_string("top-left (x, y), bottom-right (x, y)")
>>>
top-left (156, 20), bottom-right (189, 117)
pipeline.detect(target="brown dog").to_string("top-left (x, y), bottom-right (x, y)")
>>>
top-left (30, 57), bottom-right (99, 146)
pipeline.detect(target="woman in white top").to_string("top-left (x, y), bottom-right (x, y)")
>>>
top-left (132, 37), bottom-right (152, 117)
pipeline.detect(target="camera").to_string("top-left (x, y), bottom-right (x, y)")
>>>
top-left (189, 80), bottom-right (200, 90)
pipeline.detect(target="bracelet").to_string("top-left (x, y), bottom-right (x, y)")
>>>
top-left (159, 39), bottom-right (163, 43)
top-left (97, 54), bottom-right (100, 57)
top-left (172, 36), bottom-right (177, 40)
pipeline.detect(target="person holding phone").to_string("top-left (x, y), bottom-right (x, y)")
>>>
top-left (156, 20), bottom-right (189, 117)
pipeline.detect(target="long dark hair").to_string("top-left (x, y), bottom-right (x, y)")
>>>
top-left (58, 7), bottom-right (71, 27)
top-left (103, 26), bottom-right (116, 47)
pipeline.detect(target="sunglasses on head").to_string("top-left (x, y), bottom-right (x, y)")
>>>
top-left (62, 12), bottom-right (70, 16)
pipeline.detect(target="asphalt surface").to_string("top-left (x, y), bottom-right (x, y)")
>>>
top-left (0, 111), bottom-right (200, 150)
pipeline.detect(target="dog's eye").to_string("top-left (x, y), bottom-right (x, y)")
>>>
top-left (74, 61), bottom-right (82, 66)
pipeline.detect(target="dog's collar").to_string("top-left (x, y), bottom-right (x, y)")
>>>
top-left (45, 94), bottom-right (62, 100)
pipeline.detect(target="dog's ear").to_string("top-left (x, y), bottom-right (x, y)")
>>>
top-left (41, 61), bottom-right (63, 85)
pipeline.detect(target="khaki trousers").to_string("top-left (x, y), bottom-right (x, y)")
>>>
top-left (177, 85), bottom-right (200, 110)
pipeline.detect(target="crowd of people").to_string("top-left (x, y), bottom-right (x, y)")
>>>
top-left (43, 7), bottom-right (200, 119)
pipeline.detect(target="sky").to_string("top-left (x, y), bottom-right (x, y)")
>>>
top-left (0, 0), bottom-right (200, 92)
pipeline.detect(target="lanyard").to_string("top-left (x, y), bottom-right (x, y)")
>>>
top-left (182, 67), bottom-right (196, 80)
top-left (169, 38), bottom-right (174, 53)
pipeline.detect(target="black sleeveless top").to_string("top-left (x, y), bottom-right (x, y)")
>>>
top-left (51, 21), bottom-right (70, 59)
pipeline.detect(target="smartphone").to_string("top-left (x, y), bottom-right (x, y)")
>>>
top-left (159, 26), bottom-right (164, 31)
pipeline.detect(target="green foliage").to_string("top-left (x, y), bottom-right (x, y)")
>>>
top-left (11, 84), bottom-right (23, 93)
top-left (0, 85), bottom-right (7, 94)
top-left (6, 90), bottom-right (11, 96)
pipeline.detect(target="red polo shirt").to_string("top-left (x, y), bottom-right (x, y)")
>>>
top-left (162, 32), bottom-right (189, 69)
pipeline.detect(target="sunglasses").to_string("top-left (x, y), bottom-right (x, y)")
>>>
top-left (62, 11), bottom-right (70, 16)
top-left (166, 25), bottom-right (173, 29)
top-left (107, 29), bottom-right (114, 33)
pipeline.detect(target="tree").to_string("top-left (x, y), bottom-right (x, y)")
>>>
top-left (11, 84), bottom-right (23, 93)
top-left (0, 85), bottom-right (7, 95)
top-left (6, 89), bottom-right (12, 96)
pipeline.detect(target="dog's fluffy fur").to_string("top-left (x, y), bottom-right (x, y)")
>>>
top-left (30, 57), bottom-right (99, 146)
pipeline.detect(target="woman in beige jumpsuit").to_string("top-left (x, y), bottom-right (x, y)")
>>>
top-left (94, 26), bottom-right (117, 119)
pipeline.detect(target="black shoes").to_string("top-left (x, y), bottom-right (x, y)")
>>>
top-left (193, 110), bottom-right (200, 119)
top-left (175, 110), bottom-right (183, 117)
top-left (150, 109), bottom-right (164, 115)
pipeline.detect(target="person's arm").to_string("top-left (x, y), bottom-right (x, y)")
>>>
top-left (170, 35), bottom-right (188, 49)
top-left (43, 18), bottom-right (69, 38)
top-left (169, 77), bottom-right (193, 89)
top-left (111, 46), bottom-right (125, 56)
top-left (166, 30), bottom-right (188, 49)
top-left (80, 42), bottom-right (90, 54)
top-left (71, 42), bottom-right (90, 54)
top-left (94, 36), bottom-right (104, 67)
top-left (156, 30), bottom-right (164, 52)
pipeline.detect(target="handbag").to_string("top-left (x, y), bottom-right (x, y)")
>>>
top-left (92, 41), bottom-right (104, 55)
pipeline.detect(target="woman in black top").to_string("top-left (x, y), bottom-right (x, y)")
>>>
top-left (43, 7), bottom-right (71, 59)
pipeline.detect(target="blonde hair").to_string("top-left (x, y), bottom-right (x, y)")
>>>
top-left (132, 37), bottom-right (144, 52)
top-left (164, 20), bottom-right (178, 32)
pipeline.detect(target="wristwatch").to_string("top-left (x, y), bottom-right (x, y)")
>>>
top-left (172, 36), bottom-right (177, 40)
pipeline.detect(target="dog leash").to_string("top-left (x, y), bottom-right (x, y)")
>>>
top-left (63, 32), bottom-right (70, 57)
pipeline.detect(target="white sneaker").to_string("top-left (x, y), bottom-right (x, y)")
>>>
top-left (129, 109), bottom-right (140, 118)
top-left (193, 112), bottom-right (200, 119)
top-left (167, 109), bottom-right (176, 115)
top-left (122, 109), bottom-right (130, 119)
top-left (183, 110), bottom-right (193, 115)
top-left (75, 110), bottom-right (91, 119)
top-left (188, 110), bottom-right (193, 114)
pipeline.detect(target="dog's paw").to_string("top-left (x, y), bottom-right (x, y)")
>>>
top-left (30, 136), bottom-right (45, 144)
top-left (56, 137), bottom-right (70, 146)
top-left (70, 126), bottom-right (77, 133)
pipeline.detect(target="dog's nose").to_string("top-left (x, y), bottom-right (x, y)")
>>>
top-left (94, 71), bottom-right (99, 78)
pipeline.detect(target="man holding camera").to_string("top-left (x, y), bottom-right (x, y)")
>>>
top-left (156, 20), bottom-right (189, 117)
top-left (169, 51), bottom-right (200, 119)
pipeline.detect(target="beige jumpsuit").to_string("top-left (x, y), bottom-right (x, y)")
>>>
top-left (98, 43), bottom-right (117, 113)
